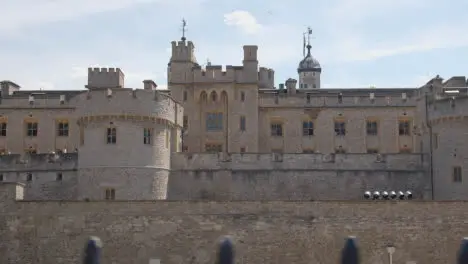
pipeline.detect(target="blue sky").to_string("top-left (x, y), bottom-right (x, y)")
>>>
top-left (0, 0), bottom-right (467, 90)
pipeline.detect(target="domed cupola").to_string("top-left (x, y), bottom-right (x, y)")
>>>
top-left (298, 45), bottom-right (321, 73)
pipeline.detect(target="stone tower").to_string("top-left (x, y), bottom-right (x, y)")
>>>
top-left (297, 29), bottom-right (321, 89)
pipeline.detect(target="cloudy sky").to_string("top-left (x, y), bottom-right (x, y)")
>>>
top-left (0, 0), bottom-right (467, 90)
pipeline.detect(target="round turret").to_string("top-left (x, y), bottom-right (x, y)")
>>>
top-left (297, 45), bottom-right (321, 89)
top-left (74, 88), bottom-right (182, 201)
top-left (297, 45), bottom-right (321, 73)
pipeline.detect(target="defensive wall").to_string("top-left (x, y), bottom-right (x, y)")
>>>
top-left (0, 153), bottom-right (430, 201)
top-left (0, 182), bottom-right (466, 264)
top-left (168, 153), bottom-right (431, 200)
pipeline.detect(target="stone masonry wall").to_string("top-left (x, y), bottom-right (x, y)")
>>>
top-left (169, 153), bottom-right (431, 200)
top-left (0, 182), bottom-right (467, 264)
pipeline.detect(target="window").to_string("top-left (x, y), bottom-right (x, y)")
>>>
top-left (306, 94), bottom-right (311, 104)
top-left (183, 91), bottom-right (188, 101)
top-left (26, 122), bottom-right (38, 137)
top-left (182, 146), bottom-right (189, 152)
top-left (399, 120), bottom-right (411, 135)
top-left (453, 166), bottom-right (462, 183)
top-left (183, 116), bottom-right (188, 130)
top-left (303, 121), bottom-right (314, 136)
top-left (57, 121), bottom-right (69, 137)
top-left (367, 149), bottom-right (379, 154)
top-left (240, 92), bottom-right (245, 102)
top-left (165, 130), bottom-right (170, 148)
top-left (313, 84), bottom-right (317, 88)
top-left (206, 112), bottom-right (223, 131)
top-left (366, 121), bottom-right (378, 135)
top-left (303, 84), bottom-right (308, 88)
top-left (270, 123), bottom-right (283, 137)
top-left (433, 133), bottom-right (439, 149)
top-left (0, 122), bottom-right (6, 136)
top-left (240, 147), bottom-right (246, 153)
top-left (240, 116), bottom-right (246, 131)
top-left (334, 121), bottom-right (346, 136)
top-left (26, 173), bottom-right (32, 181)
top-left (205, 143), bottom-right (222, 153)
top-left (106, 127), bottom-right (117, 144)
top-left (211, 92), bottom-right (217, 102)
top-left (56, 173), bottom-right (63, 181)
top-left (0, 174), bottom-right (3, 181)
top-left (303, 149), bottom-right (314, 153)
top-left (143, 128), bottom-right (152, 145)
top-left (105, 188), bottom-right (116, 200)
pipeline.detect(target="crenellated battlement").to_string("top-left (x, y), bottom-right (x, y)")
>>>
top-left (0, 153), bottom-right (78, 172)
top-left (87, 67), bottom-right (125, 89)
top-left (171, 153), bottom-right (428, 171)
top-left (259, 88), bottom-right (418, 108)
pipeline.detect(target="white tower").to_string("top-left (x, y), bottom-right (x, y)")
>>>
top-left (297, 28), bottom-right (321, 89)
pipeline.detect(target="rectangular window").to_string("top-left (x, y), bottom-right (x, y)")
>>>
top-left (302, 149), bottom-right (314, 153)
top-left (334, 121), bottom-right (346, 136)
top-left (105, 188), bottom-right (116, 200)
top-left (106, 127), bottom-right (117, 144)
top-left (335, 147), bottom-right (346, 154)
top-left (165, 130), bottom-right (170, 148)
top-left (57, 121), bottom-right (69, 137)
top-left (303, 121), bottom-right (314, 136)
top-left (206, 112), bottom-right (223, 131)
top-left (367, 149), bottom-right (379, 154)
top-left (433, 133), bottom-right (439, 149)
top-left (240, 147), bottom-right (246, 153)
top-left (366, 121), bottom-right (378, 136)
top-left (0, 122), bottom-right (6, 136)
top-left (270, 123), bottom-right (283, 137)
top-left (453, 166), bottom-right (462, 183)
top-left (240, 116), bottom-right (246, 131)
top-left (183, 115), bottom-right (188, 130)
top-left (182, 146), bottom-right (189, 152)
top-left (26, 122), bottom-right (38, 137)
top-left (205, 144), bottom-right (222, 153)
top-left (143, 128), bottom-right (152, 145)
top-left (240, 92), bottom-right (245, 102)
top-left (399, 120), bottom-right (411, 135)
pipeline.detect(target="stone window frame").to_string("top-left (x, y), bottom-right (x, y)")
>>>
top-left (366, 119), bottom-right (379, 136)
top-left (0, 122), bottom-right (7, 137)
top-left (205, 143), bottom-right (222, 153)
top-left (398, 119), bottom-right (412, 136)
top-left (453, 166), bottom-right (462, 183)
top-left (205, 112), bottom-right (223, 132)
top-left (270, 122), bottom-right (283, 137)
top-left (240, 116), bottom-right (246, 131)
top-left (106, 127), bottom-right (117, 144)
top-left (26, 121), bottom-right (38, 137)
top-left (143, 128), bottom-right (153, 145)
top-left (105, 188), bottom-right (116, 200)
top-left (302, 120), bottom-right (314, 136)
top-left (334, 120), bottom-right (346, 136)
top-left (56, 119), bottom-right (69, 137)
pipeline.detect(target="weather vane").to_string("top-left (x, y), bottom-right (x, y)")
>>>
top-left (181, 19), bottom-right (187, 41)
top-left (303, 27), bottom-right (313, 56)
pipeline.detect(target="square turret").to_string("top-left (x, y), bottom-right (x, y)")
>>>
top-left (86, 68), bottom-right (125, 89)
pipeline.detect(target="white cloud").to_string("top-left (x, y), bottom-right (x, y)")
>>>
top-left (224, 10), bottom-right (263, 35)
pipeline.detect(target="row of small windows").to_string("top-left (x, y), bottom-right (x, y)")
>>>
top-left (183, 114), bottom-right (411, 136)
top-left (270, 120), bottom-right (411, 137)
top-left (183, 91), bottom-right (246, 102)
top-left (105, 127), bottom-right (169, 147)
top-left (0, 121), bottom-right (69, 137)
top-left (300, 83), bottom-right (317, 89)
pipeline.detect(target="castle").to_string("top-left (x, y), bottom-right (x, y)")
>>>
top-left (0, 34), bottom-right (467, 201)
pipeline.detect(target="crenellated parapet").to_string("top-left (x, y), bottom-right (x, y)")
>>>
top-left (86, 67), bottom-right (125, 89)
top-left (259, 88), bottom-right (417, 108)
top-left (0, 153), bottom-right (78, 172)
top-left (171, 153), bottom-right (428, 171)
top-left (75, 88), bottom-right (183, 127)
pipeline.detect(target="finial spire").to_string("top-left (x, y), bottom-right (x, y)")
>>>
top-left (303, 26), bottom-right (313, 56)
top-left (181, 19), bottom-right (187, 41)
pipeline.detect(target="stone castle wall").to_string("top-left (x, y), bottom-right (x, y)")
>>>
top-left (168, 153), bottom-right (430, 200)
top-left (0, 182), bottom-right (466, 264)
top-left (0, 152), bottom-right (430, 201)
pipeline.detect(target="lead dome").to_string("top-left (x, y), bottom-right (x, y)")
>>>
top-left (297, 45), bottom-right (321, 73)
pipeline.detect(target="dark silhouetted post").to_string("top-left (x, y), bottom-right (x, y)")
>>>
top-left (216, 237), bottom-right (234, 264)
top-left (341, 236), bottom-right (359, 264)
top-left (83, 236), bottom-right (102, 264)
top-left (458, 238), bottom-right (468, 264)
